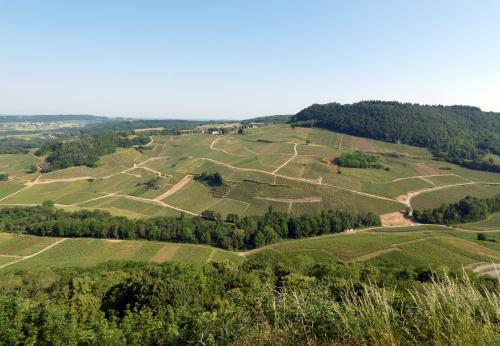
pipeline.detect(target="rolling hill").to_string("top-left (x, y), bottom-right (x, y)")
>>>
top-left (292, 101), bottom-right (500, 172)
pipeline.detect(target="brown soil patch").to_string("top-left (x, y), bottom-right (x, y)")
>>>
top-left (255, 196), bottom-right (322, 203)
top-left (151, 244), bottom-right (180, 263)
top-left (380, 212), bottom-right (415, 227)
top-left (154, 175), bottom-right (193, 201)
top-left (105, 239), bottom-right (123, 243)
top-left (416, 163), bottom-right (442, 175)
top-left (322, 157), bottom-right (338, 173)
top-left (350, 136), bottom-right (374, 152)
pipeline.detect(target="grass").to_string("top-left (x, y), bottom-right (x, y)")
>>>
top-left (0, 181), bottom-right (25, 200)
top-left (368, 237), bottom-right (497, 268)
top-left (412, 184), bottom-right (500, 209)
top-left (363, 178), bottom-right (433, 198)
top-left (460, 212), bottom-right (500, 230)
top-left (0, 233), bottom-right (60, 256)
top-left (247, 227), bottom-right (500, 270)
top-left (260, 275), bottom-right (500, 345)
top-left (1, 223), bottom-right (499, 272)
top-left (0, 235), bottom-right (242, 271)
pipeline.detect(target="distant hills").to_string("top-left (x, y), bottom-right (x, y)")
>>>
top-left (292, 101), bottom-right (500, 172)
top-left (0, 115), bottom-right (106, 122)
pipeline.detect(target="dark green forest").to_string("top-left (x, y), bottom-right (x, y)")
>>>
top-left (336, 151), bottom-right (386, 169)
top-left (292, 101), bottom-right (500, 172)
top-left (413, 194), bottom-right (500, 225)
top-left (0, 204), bottom-right (380, 250)
top-left (35, 133), bottom-right (150, 172)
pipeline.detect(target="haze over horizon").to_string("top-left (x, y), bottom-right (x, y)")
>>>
top-left (1, 0), bottom-right (499, 118)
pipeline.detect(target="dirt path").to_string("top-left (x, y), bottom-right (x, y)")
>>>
top-left (390, 173), bottom-right (461, 183)
top-left (338, 134), bottom-right (344, 150)
top-left (272, 143), bottom-right (298, 174)
top-left (196, 157), bottom-right (404, 205)
top-left (348, 236), bottom-right (442, 262)
top-left (255, 196), bottom-right (322, 203)
top-left (469, 262), bottom-right (500, 279)
top-left (115, 193), bottom-right (198, 216)
top-left (210, 138), bottom-right (245, 157)
top-left (396, 182), bottom-right (500, 208)
top-left (0, 238), bottom-right (66, 269)
top-left (154, 175), bottom-right (193, 201)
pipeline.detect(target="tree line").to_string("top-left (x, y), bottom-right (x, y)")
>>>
top-left (0, 203), bottom-right (380, 250)
top-left (413, 194), bottom-right (500, 224)
top-left (292, 101), bottom-right (500, 172)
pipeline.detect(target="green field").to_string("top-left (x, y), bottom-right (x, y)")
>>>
top-left (246, 226), bottom-right (500, 270)
top-left (460, 213), bottom-right (500, 231)
top-left (0, 234), bottom-right (244, 271)
top-left (412, 184), bottom-right (500, 210)
top-left (1, 124), bottom-right (499, 221)
top-left (1, 224), bottom-right (497, 271)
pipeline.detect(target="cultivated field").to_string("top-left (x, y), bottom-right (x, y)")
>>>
top-left (1, 225), bottom-right (498, 275)
top-left (0, 124), bottom-right (499, 224)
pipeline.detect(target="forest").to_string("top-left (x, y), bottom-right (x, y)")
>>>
top-left (0, 136), bottom-right (59, 154)
top-left (0, 255), bottom-right (497, 345)
top-left (292, 101), bottom-right (500, 172)
top-left (413, 194), bottom-right (500, 224)
top-left (336, 151), bottom-right (385, 169)
top-left (35, 133), bottom-right (150, 171)
top-left (0, 203), bottom-right (380, 250)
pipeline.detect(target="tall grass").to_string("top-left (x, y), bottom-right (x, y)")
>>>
top-left (238, 275), bottom-right (499, 345)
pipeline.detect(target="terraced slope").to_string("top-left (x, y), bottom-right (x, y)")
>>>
top-left (0, 125), bottom-right (499, 222)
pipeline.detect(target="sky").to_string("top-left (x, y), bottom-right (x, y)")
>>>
top-left (1, 0), bottom-right (499, 119)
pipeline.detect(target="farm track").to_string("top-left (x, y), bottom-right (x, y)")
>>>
top-left (0, 238), bottom-right (66, 269)
top-left (396, 181), bottom-right (500, 208)
top-left (2, 135), bottom-right (499, 215)
top-left (272, 143), bottom-right (298, 174)
top-left (4, 151), bottom-right (496, 213)
top-left (210, 138), bottom-right (245, 157)
top-left (154, 175), bottom-right (193, 201)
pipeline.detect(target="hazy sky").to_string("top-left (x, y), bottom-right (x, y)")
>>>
top-left (1, 0), bottom-right (499, 118)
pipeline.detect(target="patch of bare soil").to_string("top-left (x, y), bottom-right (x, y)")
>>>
top-left (380, 212), bottom-right (415, 227)
top-left (322, 157), bottom-right (338, 173)
top-left (470, 262), bottom-right (500, 279)
top-left (350, 136), bottom-right (374, 152)
top-left (154, 175), bottom-right (193, 201)
top-left (255, 196), bottom-right (322, 203)
top-left (416, 163), bottom-right (442, 175)
top-left (151, 245), bottom-right (180, 263)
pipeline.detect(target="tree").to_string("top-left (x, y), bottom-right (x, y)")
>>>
top-left (0, 173), bottom-right (8, 181)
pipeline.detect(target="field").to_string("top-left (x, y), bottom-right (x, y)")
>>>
top-left (1, 225), bottom-right (498, 273)
top-left (0, 234), bottom-right (244, 271)
top-left (460, 213), bottom-right (500, 231)
top-left (0, 124), bottom-right (499, 223)
top-left (245, 225), bottom-right (500, 272)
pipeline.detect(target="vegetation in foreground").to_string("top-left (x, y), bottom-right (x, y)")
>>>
top-left (0, 203), bottom-right (380, 250)
top-left (0, 258), bottom-right (497, 345)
